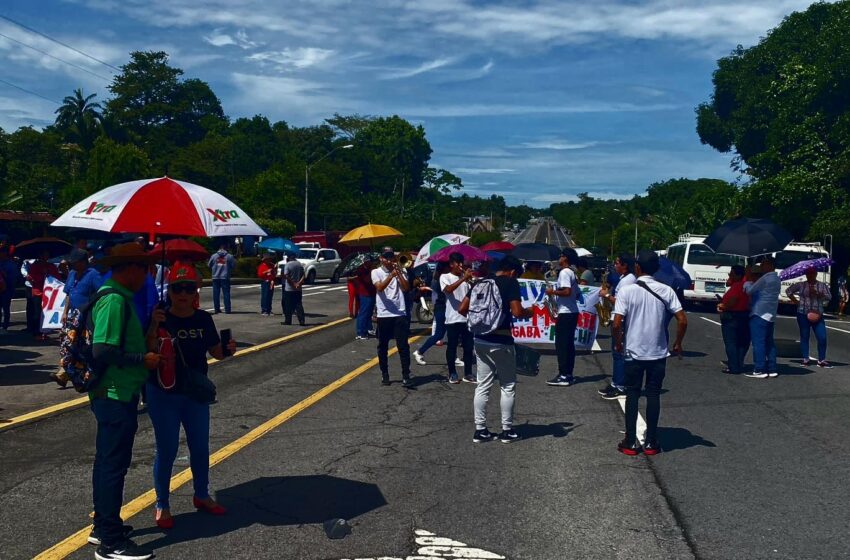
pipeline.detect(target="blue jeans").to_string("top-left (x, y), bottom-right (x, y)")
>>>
top-left (624, 358), bottom-right (666, 443)
top-left (356, 296), bottom-right (375, 336)
top-left (796, 313), bottom-right (827, 361)
top-left (721, 311), bottom-right (751, 373)
top-left (212, 278), bottom-right (231, 313)
top-left (611, 349), bottom-right (626, 389)
top-left (260, 281), bottom-right (274, 314)
top-left (90, 396), bottom-right (139, 546)
top-left (418, 308), bottom-right (446, 355)
top-left (749, 316), bottom-right (777, 373)
top-left (146, 383), bottom-right (211, 510)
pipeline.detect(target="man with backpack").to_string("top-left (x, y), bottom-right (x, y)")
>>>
top-left (612, 250), bottom-right (687, 456)
top-left (461, 255), bottom-right (533, 444)
top-left (208, 244), bottom-right (235, 314)
top-left (88, 243), bottom-right (162, 560)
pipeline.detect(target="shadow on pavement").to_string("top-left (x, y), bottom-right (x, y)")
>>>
top-left (574, 374), bottom-right (608, 384)
top-left (137, 475), bottom-right (387, 549)
top-left (516, 421), bottom-right (574, 441)
top-left (410, 373), bottom-right (447, 388)
top-left (776, 363), bottom-right (814, 376)
top-left (0, 349), bottom-right (55, 386)
top-left (657, 427), bottom-right (716, 452)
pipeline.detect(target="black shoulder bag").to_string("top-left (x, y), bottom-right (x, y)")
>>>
top-left (171, 330), bottom-right (218, 404)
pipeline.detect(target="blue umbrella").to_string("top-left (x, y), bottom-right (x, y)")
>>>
top-left (654, 256), bottom-right (692, 291)
top-left (258, 237), bottom-right (300, 256)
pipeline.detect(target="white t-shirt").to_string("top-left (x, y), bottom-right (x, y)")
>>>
top-left (613, 276), bottom-right (682, 361)
top-left (372, 267), bottom-right (406, 318)
top-left (441, 272), bottom-right (469, 325)
top-left (615, 273), bottom-right (637, 295)
top-left (556, 267), bottom-right (579, 314)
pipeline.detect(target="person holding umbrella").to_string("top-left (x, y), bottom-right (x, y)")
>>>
top-left (786, 267), bottom-right (832, 368)
top-left (145, 263), bottom-right (236, 531)
top-left (256, 254), bottom-right (277, 316)
top-left (744, 256), bottom-right (781, 379)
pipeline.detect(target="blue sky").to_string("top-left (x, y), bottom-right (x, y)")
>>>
top-left (0, 0), bottom-right (828, 207)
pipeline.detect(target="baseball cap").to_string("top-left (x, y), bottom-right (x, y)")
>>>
top-left (67, 248), bottom-right (89, 264)
top-left (380, 247), bottom-right (395, 259)
top-left (167, 262), bottom-right (200, 284)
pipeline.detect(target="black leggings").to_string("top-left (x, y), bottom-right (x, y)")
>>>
top-left (446, 322), bottom-right (474, 376)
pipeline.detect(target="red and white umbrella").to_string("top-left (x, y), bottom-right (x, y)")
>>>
top-left (51, 177), bottom-right (266, 238)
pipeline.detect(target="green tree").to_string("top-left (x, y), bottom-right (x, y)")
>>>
top-left (53, 89), bottom-right (103, 150)
top-left (85, 136), bottom-right (151, 194)
top-left (695, 1), bottom-right (850, 241)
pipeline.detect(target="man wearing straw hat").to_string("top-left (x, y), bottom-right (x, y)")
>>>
top-left (89, 242), bottom-right (162, 560)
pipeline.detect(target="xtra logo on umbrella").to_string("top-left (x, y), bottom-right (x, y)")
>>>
top-left (79, 202), bottom-right (117, 214)
top-left (206, 208), bottom-right (241, 222)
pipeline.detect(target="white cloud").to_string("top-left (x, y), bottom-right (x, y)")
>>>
top-left (229, 72), bottom-right (352, 123)
top-left (380, 57), bottom-right (456, 80)
top-left (0, 95), bottom-right (56, 132)
top-left (247, 47), bottom-right (335, 69)
top-left (203, 32), bottom-right (236, 47)
top-left (455, 168), bottom-right (515, 175)
top-left (520, 140), bottom-right (601, 150)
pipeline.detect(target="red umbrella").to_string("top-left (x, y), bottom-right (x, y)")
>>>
top-left (149, 239), bottom-right (209, 263)
top-left (480, 241), bottom-right (515, 252)
top-left (429, 244), bottom-right (490, 263)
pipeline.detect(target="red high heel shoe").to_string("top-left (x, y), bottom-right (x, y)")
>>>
top-left (193, 496), bottom-right (226, 515)
top-left (155, 511), bottom-right (174, 529)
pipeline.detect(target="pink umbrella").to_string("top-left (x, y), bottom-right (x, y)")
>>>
top-left (429, 244), bottom-right (490, 263)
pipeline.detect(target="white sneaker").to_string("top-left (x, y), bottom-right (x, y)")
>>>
top-left (413, 351), bottom-right (427, 365)
top-left (745, 371), bottom-right (769, 379)
top-left (455, 358), bottom-right (464, 367)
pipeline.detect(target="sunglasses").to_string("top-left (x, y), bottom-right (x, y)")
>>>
top-left (170, 284), bottom-right (198, 295)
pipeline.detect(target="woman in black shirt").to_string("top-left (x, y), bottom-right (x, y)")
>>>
top-left (145, 263), bottom-right (236, 529)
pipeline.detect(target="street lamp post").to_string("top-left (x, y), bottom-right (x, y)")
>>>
top-left (304, 144), bottom-right (354, 231)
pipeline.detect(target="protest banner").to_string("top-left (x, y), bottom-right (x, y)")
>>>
top-left (41, 276), bottom-right (66, 330)
top-left (513, 279), bottom-right (600, 350)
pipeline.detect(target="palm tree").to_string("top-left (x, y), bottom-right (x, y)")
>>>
top-left (54, 89), bottom-right (103, 150)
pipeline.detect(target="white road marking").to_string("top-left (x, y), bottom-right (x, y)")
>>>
top-left (826, 325), bottom-right (850, 334)
top-left (592, 339), bottom-right (601, 352)
top-left (339, 529), bottom-right (505, 560)
top-left (700, 316), bottom-right (721, 326)
top-left (235, 284), bottom-right (260, 289)
top-left (617, 396), bottom-right (647, 445)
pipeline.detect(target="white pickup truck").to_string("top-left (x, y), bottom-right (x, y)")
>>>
top-left (277, 243), bottom-right (342, 284)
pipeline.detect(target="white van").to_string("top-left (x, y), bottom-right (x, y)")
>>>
top-left (666, 234), bottom-right (744, 303)
top-left (666, 235), bottom-right (831, 304)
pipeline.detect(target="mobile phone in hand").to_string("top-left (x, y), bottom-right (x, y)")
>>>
top-left (220, 329), bottom-right (232, 357)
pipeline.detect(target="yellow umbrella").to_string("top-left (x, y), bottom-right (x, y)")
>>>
top-left (339, 223), bottom-right (403, 246)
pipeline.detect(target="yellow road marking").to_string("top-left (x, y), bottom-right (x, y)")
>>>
top-left (34, 334), bottom-right (421, 560)
top-left (0, 318), bottom-right (351, 432)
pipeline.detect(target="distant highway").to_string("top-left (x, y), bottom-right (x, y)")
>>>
top-left (511, 217), bottom-right (574, 248)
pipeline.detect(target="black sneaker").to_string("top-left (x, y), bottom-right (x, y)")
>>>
top-left (617, 438), bottom-right (642, 456)
top-left (88, 525), bottom-right (133, 546)
top-left (472, 428), bottom-right (495, 443)
top-left (499, 429), bottom-right (520, 444)
top-left (381, 377), bottom-right (391, 386)
top-left (95, 539), bottom-right (154, 560)
top-left (546, 375), bottom-right (574, 387)
top-left (402, 377), bottom-right (414, 388)
top-left (643, 441), bottom-right (662, 456)
top-left (599, 385), bottom-right (625, 400)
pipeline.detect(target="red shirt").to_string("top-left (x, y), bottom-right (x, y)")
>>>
top-left (257, 262), bottom-right (276, 281)
top-left (27, 260), bottom-right (60, 295)
top-left (721, 279), bottom-right (749, 312)
top-left (353, 266), bottom-right (376, 297)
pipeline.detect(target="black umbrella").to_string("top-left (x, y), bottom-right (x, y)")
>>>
top-left (703, 218), bottom-right (793, 258)
top-left (510, 242), bottom-right (561, 262)
top-left (14, 237), bottom-right (72, 259)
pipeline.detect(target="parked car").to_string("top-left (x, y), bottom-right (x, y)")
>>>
top-left (277, 243), bottom-right (342, 284)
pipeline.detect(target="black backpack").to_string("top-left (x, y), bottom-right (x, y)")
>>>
top-left (62, 288), bottom-right (132, 393)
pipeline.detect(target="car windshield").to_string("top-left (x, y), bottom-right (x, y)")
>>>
top-left (774, 250), bottom-right (827, 269)
top-left (686, 244), bottom-right (745, 267)
top-left (298, 249), bottom-right (318, 260)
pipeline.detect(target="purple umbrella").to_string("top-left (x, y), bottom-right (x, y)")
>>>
top-left (429, 244), bottom-right (490, 263)
top-left (779, 257), bottom-right (834, 281)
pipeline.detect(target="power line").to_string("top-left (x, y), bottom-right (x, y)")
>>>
top-left (0, 31), bottom-right (111, 81)
top-left (0, 77), bottom-right (59, 104)
top-left (0, 14), bottom-right (121, 72)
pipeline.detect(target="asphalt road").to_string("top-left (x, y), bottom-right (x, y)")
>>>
top-left (512, 218), bottom-right (573, 249)
top-left (2, 293), bottom-right (849, 559)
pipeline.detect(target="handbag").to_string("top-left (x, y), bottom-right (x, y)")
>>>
top-left (173, 334), bottom-right (217, 404)
top-left (515, 344), bottom-right (540, 376)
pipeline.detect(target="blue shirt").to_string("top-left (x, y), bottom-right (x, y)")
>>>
top-left (744, 271), bottom-right (781, 322)
top-left (64, 267), bottom-right (104, 311)
top-left (0, 259), bottom-right (19, 295)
